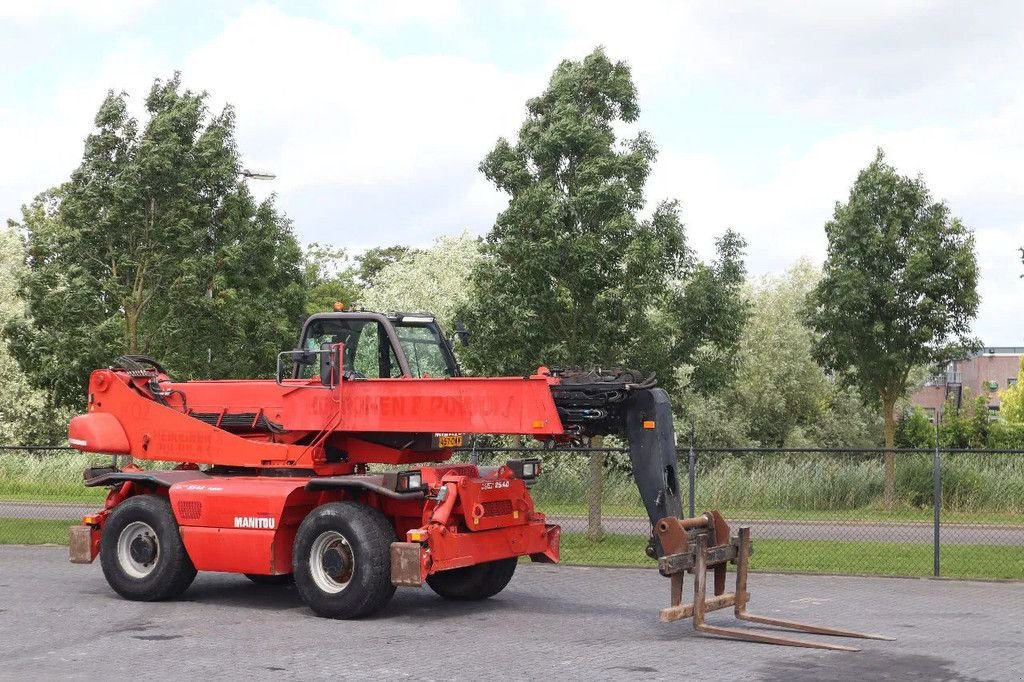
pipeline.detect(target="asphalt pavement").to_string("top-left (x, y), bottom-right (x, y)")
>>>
top-left (0, 545), bottom-right (1021, 680)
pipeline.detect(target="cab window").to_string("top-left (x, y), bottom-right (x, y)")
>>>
top-left (299, 319), bottom-right (401, 379)
top-left (394, 323), bottom-right (453, 378)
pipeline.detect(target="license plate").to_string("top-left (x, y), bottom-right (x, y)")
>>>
top-left (434, 433), bottom-right (464, 448)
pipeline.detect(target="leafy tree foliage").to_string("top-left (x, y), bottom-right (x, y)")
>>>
top-left (938, 393), bottom-right (974, 449)
top-left (987, 419), bottom-right (1024, 449)
top-left (895, 406), bottom-right (936, 449)
top-left (680, 261), bottom-right (880, 448)
top-left (0, 228), bottom-right (70, 443)
top-left (304, 243), bottom-right (360, 315)
top-left (4, 74), bottom-right (305, 410)
top-left (666, 229), bottom-right (749, 394)
top-left (359, 232), bottom-right (481, 331)
top-left (732, 261), bottom-right (830, 446)
top-left (807, 149), bottom-right (979, 506)
top-left (999, 357), bottom-right (1024, 424)
top-left (459, 48), bottom-right (746, 386)
top-left (355, 245), bottom-right (418, 287)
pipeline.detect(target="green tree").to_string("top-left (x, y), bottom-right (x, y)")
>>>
top-left (4, 74), bottom-right (305, 410)
top-left (685, 260), bottom-right (880, 449)
top-left (968, 393), bottom-right (991, 448)
top-left (666, 229), bottom-right (749, 394)
top-left (803, 384), bottom-right (883, 448)
top-left (304, 243), bottom-right (360, 315)
top-left (459, 48), bottom-right (745, 385)
top-left (359, 232), bottom-right (481, 331)
top-left (355, 245), bottom-right (418, 287)
top-left (0, 228), bottom-right (70, 443)
top-left (808, 149), bottom-right (979, 507)
top-left (732, 260), bottom-right (831, 446)
top-left (938, 393), bottom-right (972, 448)
top-left (998, 357), bottom-right (1024, 423)
top-left (895, 406), bottom-right (936, 449)
top-left (457, 48), bottom-right (748, 539)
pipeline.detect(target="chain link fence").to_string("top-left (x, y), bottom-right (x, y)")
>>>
top-left (2, 444), bottom-right (1022, 581)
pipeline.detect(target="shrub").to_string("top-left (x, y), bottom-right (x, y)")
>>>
top-left (896, 406), bottom-right (936, 449)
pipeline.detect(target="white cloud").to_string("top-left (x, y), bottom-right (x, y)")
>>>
top-left (0, 38), bottom-right (164, 223)
top-left (647, 97), bottom-right (1024, 342)
top-left (317, 0), bottom-right (462, 28)
top-left (0, 0), bottom-right (155, 26)
top-left (178, 4), bottom-right (537, 210)
top-left (2, 1), bottom-right (1020, 345)
top-left (555, 0), bottom-right (1024, 115)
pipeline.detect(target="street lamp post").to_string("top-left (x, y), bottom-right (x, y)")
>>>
top-left (240, 169), bottom-right (277, 181)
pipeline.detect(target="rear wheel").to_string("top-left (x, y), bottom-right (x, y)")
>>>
top-left (292, 502), bottom-right (396, 618)
top-left (99, 495), bottom-right (197, 601)
top-left (426, 557), bottom-right (518, 601)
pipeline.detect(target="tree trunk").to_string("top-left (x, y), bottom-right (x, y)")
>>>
top-left (882, 393), bottom-right (897, 511)
top-left (125, 307), bottom-right (139, 354)
top-left (586, 435), bottom-right (604, 540)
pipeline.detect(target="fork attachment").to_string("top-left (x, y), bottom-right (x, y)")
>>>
top-left (655, 512), bottom-right (894, 652)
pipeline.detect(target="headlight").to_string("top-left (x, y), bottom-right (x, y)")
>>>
top-left (397, 470), bottom-right (425, 492)
top-left (506, 458), bottom-right (541, 480)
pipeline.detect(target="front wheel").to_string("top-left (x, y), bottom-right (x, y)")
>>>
top-left (292, 502), bottom-right (397, 618)
top-left (426, 557), bottom-right (518, 601)
top-left (99, 495), bottom-right (197, 601)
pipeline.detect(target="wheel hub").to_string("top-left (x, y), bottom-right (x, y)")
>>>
top-left (322, 546), bottom-right (351, 579)
top-left (309, 530), bottom-right (355, 593)
top-left (129, 534), bottom-right (157, 564)
top-left (116, 520), bottom-right (161, 579)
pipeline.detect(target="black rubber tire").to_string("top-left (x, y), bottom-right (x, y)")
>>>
top-left (245, 573), bottom-right (294, 586)
top-left (425, 557), bottom-right (518, 601)
top-left (99, 495), bottom-right (197, 601)
top-left (292, 502), bottom-right (397, 619)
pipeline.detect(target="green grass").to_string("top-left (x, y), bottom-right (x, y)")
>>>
top-left (528, 451), bottom-right (1024, 516)
top-left (558, 533), bottom-right (1024, 581)
top-left (0, 451), bottom-right (176, 503)
top-left (0, 487), bottom-right (105, 503)
top-left (538, 503), bottom-right (1024, 526)
top-left (3, 520), bottom-right (1019, 581)
top-left (0, 518), bottom-right (76, 545)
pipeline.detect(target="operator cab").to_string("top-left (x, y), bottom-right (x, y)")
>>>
top-left (292, 311), bottom-right (462, 380)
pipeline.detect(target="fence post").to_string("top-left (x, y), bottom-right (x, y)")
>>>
top-left (688, 421), bottom-right (696, 518)
top-left (933, 424), bottom-right (941, 578)
top-left (586, 437), bottom-right (604, 540)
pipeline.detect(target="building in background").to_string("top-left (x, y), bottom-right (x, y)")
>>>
top-left (911, 347), bottom-right (1023, 421)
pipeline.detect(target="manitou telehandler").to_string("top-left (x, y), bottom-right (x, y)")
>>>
top-left (67, 309), bottom-right (889, 650)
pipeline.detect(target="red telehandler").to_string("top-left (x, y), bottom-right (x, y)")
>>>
top-left (67, 309), bottom-right (888, 650)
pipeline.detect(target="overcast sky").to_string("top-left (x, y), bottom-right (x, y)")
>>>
top-left (1, 1), bottom-right (1021, 343)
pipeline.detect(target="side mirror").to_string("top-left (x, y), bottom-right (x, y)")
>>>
top-left (454, 319), bottom-right (471, 347)
top-left (276, 350), bottom-right (316, 383)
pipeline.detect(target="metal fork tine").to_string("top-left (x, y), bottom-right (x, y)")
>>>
top-left (695, 623), bottom-right (861, 652)
top-left (659, 517), bottom-right (893, 651)
top-left (732, 526), bottom-right (893, 641)
top-left (735, 612), bottom-right (895, 641)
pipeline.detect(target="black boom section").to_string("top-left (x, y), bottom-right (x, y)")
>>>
top-left (549, 370), bottom-right (684, 557)
top-left (623, 388), bottom-right (683, 555)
